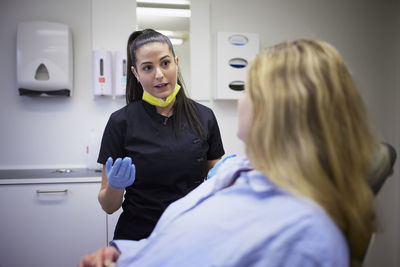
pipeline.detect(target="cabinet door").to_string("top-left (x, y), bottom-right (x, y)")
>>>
top-left (0, 182), bottom-right (106, 267)
top-left (107, 208), bottom-right (122, 243)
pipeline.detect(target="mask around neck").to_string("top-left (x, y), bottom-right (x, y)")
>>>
top-left (142, 83), bottom-right (181, 107)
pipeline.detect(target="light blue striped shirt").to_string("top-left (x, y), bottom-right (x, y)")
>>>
top-left (113, 156), bottom-right (349, 267)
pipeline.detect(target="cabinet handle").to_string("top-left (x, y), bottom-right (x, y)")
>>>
top-left (36, 189), bottom-right (68, 194)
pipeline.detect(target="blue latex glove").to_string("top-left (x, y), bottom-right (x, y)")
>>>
top-left (106, 157), bottom-right (136, 190)
top-left (207, 154), bottom-right (237, 179)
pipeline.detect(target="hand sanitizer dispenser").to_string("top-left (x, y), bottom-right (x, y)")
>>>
top-left (16, 21), bottom-right (73, 96)
top-left (114, 51), bottom-right (127, 96)
top-left (93, 49), bottom-right (112, 96)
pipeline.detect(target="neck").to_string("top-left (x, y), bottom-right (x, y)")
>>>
top-left (156, 99), bottom-right (175, 117)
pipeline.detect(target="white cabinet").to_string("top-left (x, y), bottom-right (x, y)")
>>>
top-left (0, 181), bottom-right (106, 267)
top-left (107, 208), bottom-right (122, 244)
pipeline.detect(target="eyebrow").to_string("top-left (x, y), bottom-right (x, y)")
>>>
top-left (139, 55), bottom-right (172, 66)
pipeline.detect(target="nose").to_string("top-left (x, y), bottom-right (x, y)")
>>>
top-left (155, 67), bottom-right (164, 80)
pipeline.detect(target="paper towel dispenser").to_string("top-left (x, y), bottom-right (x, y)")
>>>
top-left (16, 21), bottom-right (73, 96)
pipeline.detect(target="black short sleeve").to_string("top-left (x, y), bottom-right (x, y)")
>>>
top-left (206, 110), bottom-right (225, 160)
top-left (97, 110), bottom-right (127, 164)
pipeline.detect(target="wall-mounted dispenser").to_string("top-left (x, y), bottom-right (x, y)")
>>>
top-left (215, 32), bottom-right (259, 99)
top-left (16, 21), bottom-right (73, 96)
top-left (93, 49), bottom-right (112, 96)
top-left (114, 51), bottom-right (127, 96)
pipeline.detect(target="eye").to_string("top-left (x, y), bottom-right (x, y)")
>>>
top-left (161, 60), bottom-right (171, 67)
top-left (142, 65), bottom-right (152, 71)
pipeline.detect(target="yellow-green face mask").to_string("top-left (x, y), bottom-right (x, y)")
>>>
top-left (142, 83), bottom-right (181, 107)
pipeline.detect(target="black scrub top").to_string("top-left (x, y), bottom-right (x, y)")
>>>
top-left (98, 99), bottom-right (225, 240)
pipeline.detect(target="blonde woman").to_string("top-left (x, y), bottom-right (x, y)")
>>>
top-left (80, 39), bottom-right (382, 267)
top-left (243, 39), bottom-right (378, 266)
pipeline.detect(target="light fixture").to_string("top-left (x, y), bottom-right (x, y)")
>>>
top-left (158, 30), bottom-right (175, 36)
top-left (137, 7), bottom-right (190, 17)
top-left (170, 38), bottom-right (183, 45)
top-left (137, 0), bottom-right (190, 5)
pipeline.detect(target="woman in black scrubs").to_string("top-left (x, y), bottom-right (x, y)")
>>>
top-left (97, 29), bottom-right (225, 241)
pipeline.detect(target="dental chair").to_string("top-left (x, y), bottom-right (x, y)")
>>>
top-left (362, 142), bottom-right (397, 263)
top-left (367, 143), bottom-right (397, 195)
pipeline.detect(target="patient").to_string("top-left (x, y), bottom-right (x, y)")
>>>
top-left (79, 39), bottom-right (388, 267)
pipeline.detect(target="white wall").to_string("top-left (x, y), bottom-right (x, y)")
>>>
top-left (0, 0), bottom-right (135, 169)
top-left (0, 0), bottom-right (399, 265)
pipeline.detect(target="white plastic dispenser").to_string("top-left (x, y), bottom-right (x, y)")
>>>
top-left (93, 49), bottom-right (112, 96)
top-left (114, 51), bottom-right (127, 96)
top-left (215, 32), bottom-right (259, 99)
top-left (16, 21), bottom-right (73, 96)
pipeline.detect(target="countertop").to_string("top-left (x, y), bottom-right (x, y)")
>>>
top-left (0, 168), bottom-right (102, 185)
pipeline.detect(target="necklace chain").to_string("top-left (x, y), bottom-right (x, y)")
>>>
top-left (161, 104), bottom-right (174, 117)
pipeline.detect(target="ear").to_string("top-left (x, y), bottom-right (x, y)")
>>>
top-left (175, 56), bottom-right (179, 66)
top-left (131, 66), bottom-right (139, 81)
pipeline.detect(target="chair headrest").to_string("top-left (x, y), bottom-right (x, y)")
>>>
top-left (367, 143), bottom-right (397, 195)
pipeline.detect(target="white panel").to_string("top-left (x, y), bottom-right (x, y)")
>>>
top-left (91, 0), bottom-right (136, 98)
top-left (190, 0), bottom-right (211, 100)
top-left (91, 0), bottom-right (137, 51)
top-left (215, 32), bottom-right (259, 100)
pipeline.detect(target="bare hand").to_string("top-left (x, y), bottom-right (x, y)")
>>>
top-left (78, 246), bottom-right (120, 267)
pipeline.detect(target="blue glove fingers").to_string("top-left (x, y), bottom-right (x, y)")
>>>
top-left (118, 157), bottom-right (132, 178)
top-left (207, 154), bottom-right (237, 179)
top-left (105, 157), bottom-right (135, 189)
top-left (105, 157), bottom-right (114, 173)
top-left (127, 164), bottom-right (136, 186)
top-left (111, 158), bottom-right (123, 176)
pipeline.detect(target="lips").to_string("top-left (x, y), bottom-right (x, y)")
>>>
top-left (155, 83), bottom-right (168, 87)
top-left (154, 83), bottom-right (169, 91)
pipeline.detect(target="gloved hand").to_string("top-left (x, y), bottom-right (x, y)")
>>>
top-left (207, 154), bottom-right (237, 179)
top-left (106, 157), bottom-right (136, 190)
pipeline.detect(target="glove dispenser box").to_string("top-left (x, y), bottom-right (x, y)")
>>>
top-left (114, 51), bottom-right (127, 96)
top-left (215, 32), bottom-right (259, 99)
top-left (93, 50), bottom-right (112, 96)
top-left (16, 21), bottom-right (73, 96)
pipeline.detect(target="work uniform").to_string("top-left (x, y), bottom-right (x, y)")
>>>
top-left (98, 99), bottom-right (225, 240)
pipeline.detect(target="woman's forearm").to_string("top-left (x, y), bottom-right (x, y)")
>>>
top-left (98, 186), bottom-right (124, 214)
top-left (98, 165), bottom-right (124, 214)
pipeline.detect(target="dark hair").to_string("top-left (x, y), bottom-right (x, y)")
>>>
top-left (126, 29), bottom-right (204, 138)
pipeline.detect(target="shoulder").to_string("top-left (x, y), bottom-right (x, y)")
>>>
top-left (187, 99), bottom-right (219, 128)
top-left (189, 99), bottom-right (215, 117)
top-left (109, 101), bottom-right (141, 121)
top-left (270, 196), bottom-right (350, 266)
top-left (235, 166), bottom-right (350, 266)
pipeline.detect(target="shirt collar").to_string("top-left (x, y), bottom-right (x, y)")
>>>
top-left (245, 170), bottom-right (276, 193)
top-left (212, 156), bottom-right (275, 194)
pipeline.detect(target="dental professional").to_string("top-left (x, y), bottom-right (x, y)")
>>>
top-left (80, 39), bottom-right (384, 267)
top-left (97, 29), bottom-right (225, 241)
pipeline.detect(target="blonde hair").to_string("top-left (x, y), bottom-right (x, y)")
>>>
top-left (246, 39), bottom-right (378, 266)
